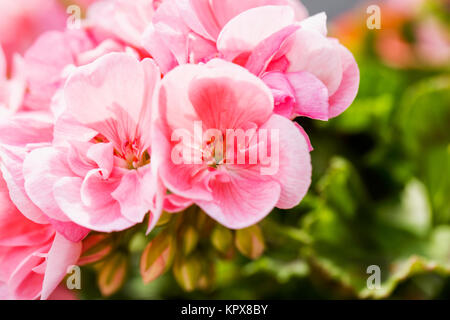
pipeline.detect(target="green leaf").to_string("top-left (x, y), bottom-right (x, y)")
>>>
top-left (243, 257), bottom-right (309, 283)
top-left (328, 94), bottom-right (393, 134)
top-left (422, 145), bottom-right (450, 225)
top-left (376, 179), bottom-right (432, 237)
top-left (317, 157), bottom-right (367, 219)
top-left (397, 76), bottom-right (450, 155)
top-left (302, 201), bottom-right (450, 299)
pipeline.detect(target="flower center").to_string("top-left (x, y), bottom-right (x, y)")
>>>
top-left (120, 140), bottom-right (150, 170)
top-left (93, 134), bottom-right (150, 170)
top-left (202, 136), bottom-right (226, 169)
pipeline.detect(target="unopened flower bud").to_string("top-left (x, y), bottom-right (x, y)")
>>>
top-left (173, 255), bottom-right (201, 292)
top-left (79, 234), bottom-right (113, 266)
top-left (211, 225), bottom-right (233, 254)
top-left (155, 211), bottom-right (173, 227)
top-left (235, 225), bottom-right (265, 259)
top-left (98, 253), bottom-right (128, 297)
top-left (182, 225), bottom-right (199, 255)
top-left (140, 231), bottom-right (175, 284)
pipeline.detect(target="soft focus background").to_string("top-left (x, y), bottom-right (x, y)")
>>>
top-left (2, 0), bottom-right (449, 299)
top-left (303, 0), bottom-right (363, 18)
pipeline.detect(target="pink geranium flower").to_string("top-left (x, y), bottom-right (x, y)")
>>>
top-left (22, 29), bottom-right (129, 113)
top-left (154, 59), bottom-right (311, 229)
top-left (0, 174), bottom-right (81, 300)
top-left (22, 53), bottom-right (164, 233)
top-left (217, 9), bottom-right (360, 120)
top-left (143, 0), bottom-right (307, 73)
top-left (146, 4), bottom-right (358, 121)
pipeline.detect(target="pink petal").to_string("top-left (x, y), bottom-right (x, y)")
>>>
top-left (152, 0), bottom-right (192, 65)
top-left (53, 114), bottom-right (98, 148)
top-left (197, 169), bottom-right (281, 229)
top-left (176, 0), bottom-right (221, 41)
top-left (0, 112), bottom-right (55, 224)
top-left (147, 169), bottom-right (165, 234)
top-left (217, 5), bottom-right (295, 61)
top-left (0, 282), bottom-right (7, 299)
top-left (188, 61), bottom-right (274, 130)
top-left (23, 32), bottom-right (74, 111)
top-left (137, 58), bottom-right (161, 152)
top-left (87, 0), bottom-right (155, 48)
top-left (286, 71), bottom-right (330, 120)
top-left (23, 30), bottom-right (93, 111)
top-left (48, 219), bottom-right (90, 243)
top-left (64, 53), bottom-right (147, 131)
top-left (48, 285), bottom-right (78, 300)
top-left (285, 27), bottom-right (343, 95)
top-left (261, 71), bottom-right (296, 118)
top-left (86, 142), bottom-right (114, 179)
top-left (0, 245), bottom-right (44, 283)
top-left (53, 177), bottom-right (134, 232)
top-left (299, 12), bottom-right (328, 36)
top-left (260, 114), bottom-right (312, 209)
top-left (80, 169), bottom-right (120, 209)
top-left (76, 39), bottom-right (125, 66)
top-left (294, 122), bottom-right (313, 152)
top-left (0, 111), bottom-right (53, 147)
top-left (245, 25), bottom-right (300, 76)
top-left (23, 147), bottom-right (74, 222)
top-left (66, 142), bottom-right (98, 177)
top-left (158, 63), bottom-right (205, 131)
top-left (8, 247), bottom-right (49, 300)
top-left (163, 194), bottom-right (194, 213)
top-left (0, 176), bottom-right (53, 247)
top-left (211, 0), bottom-right (303, 28)
top-left (186, 32), bottom-right (218, 64)
top-left (328, 45), bottom-right (360, 118)
top-left (142, 25), bottom-right (178, 74)
top-left (111, 166), bottom-right (156, 223)
top-left (41, 233), bottom-right (82, 300)
top-left (0, 145), bottom-right (49, 224)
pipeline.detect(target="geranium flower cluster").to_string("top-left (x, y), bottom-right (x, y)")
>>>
top-left (0, 0), bottom-right (359, 299)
